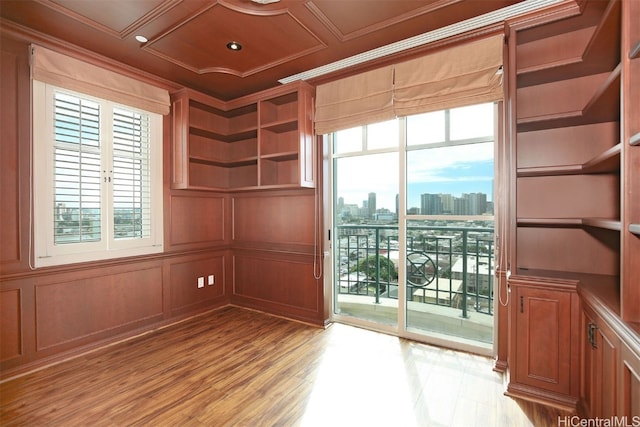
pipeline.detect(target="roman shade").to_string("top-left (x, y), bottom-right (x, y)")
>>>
top-left (314, 66), bottom-right (394, 135)
top-left (314, 34), bottom-right (503, 134)
top-left (31, 45), bottom-right (170, 115)
top-left (393, 34), bottom-right (504, 117)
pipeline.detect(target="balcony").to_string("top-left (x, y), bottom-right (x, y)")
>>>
top-left (335, 223), bottom-right (495, 344)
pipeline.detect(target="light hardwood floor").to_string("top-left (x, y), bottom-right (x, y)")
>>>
top-left (0, 306), bottom-right (567, 426)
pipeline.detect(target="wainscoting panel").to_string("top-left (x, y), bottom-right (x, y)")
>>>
top-left (35, 265), bottom-right (164, 351)
top-left (0, 288), bottom-right (22, 362)
top-left (0, 36), bottom-right (31, 273)
top-left (231, 191), bottom-right (315, 252)
top-left (169, 193), bottom-right (227, 249)
top-left (169, 253), bottom-right (227, 316)
top-left (232, 251), bottom-right (322, 324)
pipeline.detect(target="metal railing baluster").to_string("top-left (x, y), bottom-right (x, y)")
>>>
top-left (336, 224), bottom-right (494, 316)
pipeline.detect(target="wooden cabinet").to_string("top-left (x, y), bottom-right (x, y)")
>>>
top-left (621, 0), bottom-right (640, 323)
top-left (581, 304), bottom-right (619, 418)
top-left (171, 81), bottom-right (315, 191)
top-left (503, 0), bottom-right (640, 412)
top-left (506, 276), bottom-right (580, 410)
top-left (579, 290), bottom-right (640, 418)
top-left (620, 342), bottom-right (640, 416)
top-left (509, 0), bottom-right (622, 283)
top-left (258, 89), bottom-right (315, 188)
top-left (561, 0), bottom-right (640, 416)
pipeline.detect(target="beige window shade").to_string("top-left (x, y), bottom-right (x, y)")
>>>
top-left (393, 35), bottom-right (503, 117)
top-left (31, 45), bottom-right (170, 115)
top-left (315, 65), bottom-right (394, 135)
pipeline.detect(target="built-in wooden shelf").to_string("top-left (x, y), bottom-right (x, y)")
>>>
top-left (517, 143), bottom-right (621, 176)
top-left (516, 110), bottom-right (583, 132)
top-left (512, 268), bottom-right (621, 316)
top-left (582, 63), bottom-right (621, 116)
top-left (517, 164), bottom-right (582, 177)
top-left (189, 126), bottom-right (257, 143)
top-left (261, 151), bottom-right (298, 162)
top-left (189, 155), bottom-right (257, 168)
top-left (582, 218), bottom-right (622, 231)
top-left (516, 0), bottom-right (620, 88)
top-left (518, 217), bottom-right (621, 231)
top-left (261, 119), bottom-right (297, 133)
top-left (511, 269), bottom-right (580, 287)
top-left (583, 143), bottom-right (621, 172)
top-left (518, 218), bottom-right (583, 227)
top-left (630, 40), bottom-right (640, 59)
top-left (172, 81), bottom-right (315, 191)
top-left (508, 0), bottom-right (640, 413)
top-left (577, 273), bottom-right (622, 316)
top-left (517, 64), bottom-right (621, 132)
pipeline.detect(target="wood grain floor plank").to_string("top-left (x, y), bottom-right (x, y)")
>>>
top-left (0, 306), bottom-right (568, 426)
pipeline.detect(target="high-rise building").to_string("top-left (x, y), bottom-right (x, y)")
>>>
top-left (395, 194), bottom-right (399, 217)
top-left (439, 193), bottom-right (454, 214)
top-left (368, 192), bottom-right (376, 218)
top-left (420, 193), bottom-right (442, 215)
top-left (466, 192), bottom-right (488, 215)
top-left (453, 197), bottom-right (468, 215)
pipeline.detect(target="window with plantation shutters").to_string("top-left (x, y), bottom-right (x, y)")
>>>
top-left (33, 83), bottom-right (163, 267)
top-left (111, 107), bottom-right (152, 241)
top-left (53, 91), bottom-right (102, 244)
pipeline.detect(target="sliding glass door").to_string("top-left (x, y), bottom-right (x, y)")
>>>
top-left (333, 120), bottom-right (399, 327)
top-left (330, 103), bottom-right (496, 349)
top-left (404, 103), bottom-right (495, 346)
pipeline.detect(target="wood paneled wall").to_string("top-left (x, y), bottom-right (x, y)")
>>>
top-left (230, 191), bottom-right (325, 325)
top-left (0, 32), bottom-right (325, 380)
top-left (0, 36), bottom-right (30, 274)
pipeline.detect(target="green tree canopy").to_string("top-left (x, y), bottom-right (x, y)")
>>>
top-left (350, 255), bottom-right (398, 282)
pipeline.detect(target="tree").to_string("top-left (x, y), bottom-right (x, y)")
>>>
top-left (350, 255), bottom-right (398, 283)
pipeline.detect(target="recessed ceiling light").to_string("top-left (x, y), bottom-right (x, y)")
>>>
top-left (135, 35), bottom-right (148, 43)
top-left (227, 41), bottom-right (242, 51)
top-left (251, 0), bottom-right (280, 4)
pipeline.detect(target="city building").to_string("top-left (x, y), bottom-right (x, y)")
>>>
top-left (420, 192), bottom-right (491, 216)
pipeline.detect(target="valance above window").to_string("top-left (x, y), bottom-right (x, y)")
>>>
top-left (314, 34), bottom-right (504, 134)
top-left (31, 45), bottom-right (170, 115)
top-left (314, 66), bottom-right (394, 135)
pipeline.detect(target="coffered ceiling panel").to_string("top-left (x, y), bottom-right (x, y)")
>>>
top-left (307, 0), bottom-right (458, 41)
top-left (144, 2), bottom-right (325, 76)
top-left (37, 0), bottom-right (180, 38)
top-left (0, 0), bottom-right (554, 100)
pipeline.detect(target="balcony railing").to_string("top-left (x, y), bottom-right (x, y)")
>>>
top-left (336, 224), bottom-right (494, 317)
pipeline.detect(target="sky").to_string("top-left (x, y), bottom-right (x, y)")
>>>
top-left (334, 103), bottom-right (495, 211)
top-left (335, 142), bottom-right (494, 212)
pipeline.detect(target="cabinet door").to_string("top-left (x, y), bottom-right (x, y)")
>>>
top-left (513, 286), bottom-right (573, 395)
top-left (581, 309), bottom-right (596, 415)
top-left (620, 343), bottom-right (640, 417)
top-left (583, 308), bottom-right (619, 418)
top-left (595, 320), bottom-right (618, 418)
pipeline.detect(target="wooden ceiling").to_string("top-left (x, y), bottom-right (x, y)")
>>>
top-left (1, 0), bottom-right (526, 100)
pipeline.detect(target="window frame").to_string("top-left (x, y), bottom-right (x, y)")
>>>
top-left (32, 81), bottom-right (164, 268)
top-left (331, 103), bottom-right (496, 221)
top-left (405, 103), bottom-right (495, 221)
